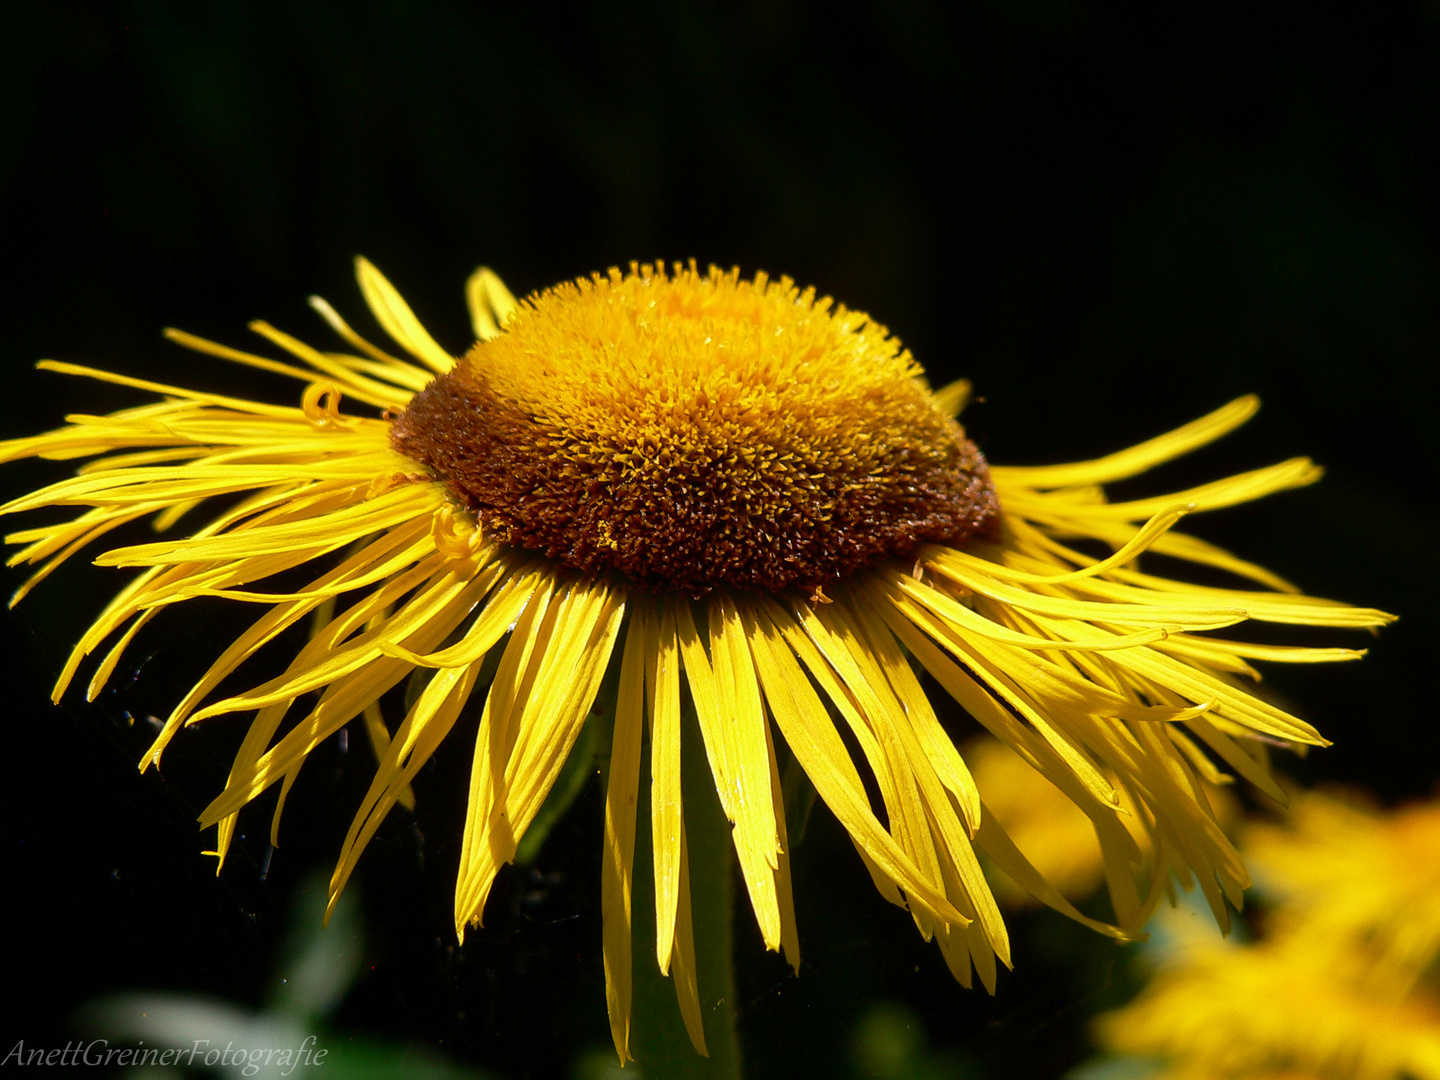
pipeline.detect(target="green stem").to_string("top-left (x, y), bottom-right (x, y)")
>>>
top-left (629, 703), bottom-right (743, 1079)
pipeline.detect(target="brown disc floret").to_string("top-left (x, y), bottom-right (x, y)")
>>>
top-left (391, 262), bottom-right (998, 594)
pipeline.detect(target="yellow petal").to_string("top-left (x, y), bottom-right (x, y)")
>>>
top-left (200, 572), bottom-right (484, 827)
top-left (247, 321), bottom-right (413, 410)
top-left (741, 601), bottom-right (966, 928)
top-left (838, 592), bottom-right (983, 834)
top-left (932, 378), bottom-right (971, 417)
top-left (191, 566), bottom-right (490, 722)
top-left (455, 578), bottom-right (625, 931)
top-left (327, 659), bottom-right (485, 921)
top-left (465, 266), bottom-right (519, 342)
top-left (647, 602), bottom-right (685, 971)
top-left (813, 596), bottom-right (1009, 965)
top-left (361, 702), bottom-right (415, 811)
top-left (602, 612), bottom-right (647, 1064)
top-left (668, 818), bottom-right (708, 1056)
top-left (923, 502), bottom-right (1194, 587)
top-left (676, 596), bottom-right (783, 951)
top-left (454, 578), bottom-right (561, 931)
top-left (794, 598), bottom-right (945, 938)
top-left (307, 293), bottom-right (412, 370)
top-left (990, 395), bottom-right (1260, 488)
top-left (354, 257), bottom-right (456, 374)
top-left (972, 804), bottom-right (1129, 940)
top-left (763, 703), bottom-right (801, 972)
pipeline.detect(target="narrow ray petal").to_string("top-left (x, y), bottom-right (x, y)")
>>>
top-left (602, 610), bottom-right (647, 1063)
top-left (354, 257), bottom-right (456, 374)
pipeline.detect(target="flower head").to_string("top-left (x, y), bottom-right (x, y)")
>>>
top-left (1, 259), bottom-right (1392, 1061)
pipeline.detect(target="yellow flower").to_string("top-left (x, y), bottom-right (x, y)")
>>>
top-left (1247, 790), bottom-right (1440, 991)
top-left (1096, 906), bottom-right (1440, 1080)
top-left (0, 259), bottom-right (1392, 1062)
top-left (1096, 793), bottom-right (1440, 1080)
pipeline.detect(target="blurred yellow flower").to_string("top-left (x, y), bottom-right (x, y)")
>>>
top-left (1099, 793), bottom-right (1440, 1080)
top-left (0, 259), bottom-right (1392, 1061)
top-left (1096, 906), bottom-right (1440, 1080)
top-left (1248, 790), bottom-right (1440, 990)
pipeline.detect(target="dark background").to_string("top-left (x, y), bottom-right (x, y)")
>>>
top-left (3, 3), bottom-right (1436, 1078)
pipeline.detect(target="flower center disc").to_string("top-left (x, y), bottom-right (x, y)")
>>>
top-left (391, 263), bottom-right (998, 594)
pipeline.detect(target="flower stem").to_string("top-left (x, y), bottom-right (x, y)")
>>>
top-left (629, 702), bottom-right (743, 1079)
